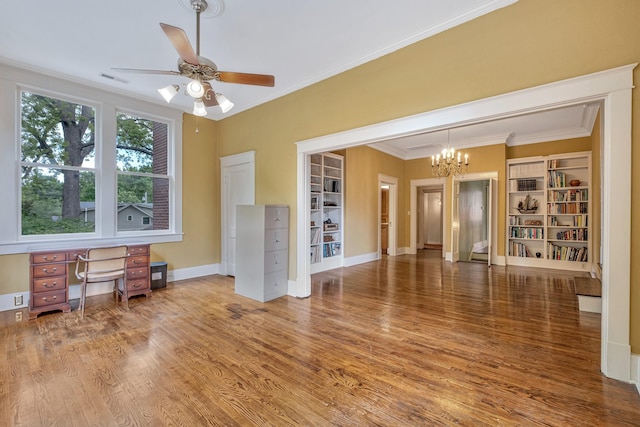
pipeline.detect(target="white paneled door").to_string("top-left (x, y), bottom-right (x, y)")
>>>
top-left (221, 151), bottom-right (255, 276)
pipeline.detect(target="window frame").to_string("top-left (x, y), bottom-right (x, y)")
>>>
top-left (0, 63), bottom-right (183, 255)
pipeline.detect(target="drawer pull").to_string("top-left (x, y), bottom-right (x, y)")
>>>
top-left (133, 283), bottom-right (142, 288)
top-left (43, 255), bottom-right (58, 261)
top-left (42, 267), bottom-right (57, 273)
top-left (42, 295), bottom-right (57, 302)
top-left (43, 282), bottom-right (57, 288)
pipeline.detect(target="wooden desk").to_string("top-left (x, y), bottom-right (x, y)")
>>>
top-left (29, 244), bottom-right (151, 319)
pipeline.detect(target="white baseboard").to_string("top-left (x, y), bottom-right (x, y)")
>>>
top-left (344, 252), bottom-right (378, 267)
top-left (170, 263), bottom-right (222, 282)
top-left (632, 353), bottom-right (640, 395)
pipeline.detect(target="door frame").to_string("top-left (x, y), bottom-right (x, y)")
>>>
top-left (296, 64), bottom-right (635, 381)
top-left (410, 179), bottom-right (446, 256)
top-left (451, 172), bottom-right (498, 266)
top-left (378, 174), bottom-right (398, 257)
top-left (220, 151), bottom-right (255, 276)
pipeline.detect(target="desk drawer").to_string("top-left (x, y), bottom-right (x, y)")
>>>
top-left (128, 245), bottom-right (149, 256)
top-left (32, 252), bottom-right (67, 264)
top-left (31, 290), bottom-right (67, 308)
top-left (127, 267), bottom-right (149, 280)
top-left (33, 276), bottom-right (66, 293)
top-left (32, 263), bottom-right (66, 278)
top-left (125, 278), bottom-right (149, 292)
top-left (127, 255), bottom-right (149, 268)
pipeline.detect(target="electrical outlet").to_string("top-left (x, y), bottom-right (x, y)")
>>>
top-left (14, 295), bottom-right (23, 306)
top-left (15, 312), bottom-right (22, 321)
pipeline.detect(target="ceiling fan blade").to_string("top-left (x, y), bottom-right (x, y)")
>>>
top-left (202, 82), bottom-right (219, 107)
top-left (159, 23), bottom-right (199, 65)
top-left (111, 68), bottom-right (181, 75)
top-left (217, 72), bottom-right (275, 87)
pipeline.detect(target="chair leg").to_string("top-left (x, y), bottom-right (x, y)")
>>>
top-left (79, 280), bottom-right (86, 319)
top-left (121, 278), bottom-right (129, 310)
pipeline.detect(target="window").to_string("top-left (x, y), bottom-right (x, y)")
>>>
top-left (0, 68), bottom-right (183, 255)
top-left (116, 113), bottom-right (170, 232)
top-left (20, 92), bottom-right (96, 235)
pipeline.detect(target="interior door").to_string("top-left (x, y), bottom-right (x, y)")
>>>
top-left (221, 152), bottom-right (255, 276)
top-left (380, 187), bottom-right (389, 254)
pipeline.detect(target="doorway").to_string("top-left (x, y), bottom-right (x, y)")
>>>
top-left (295, 65), bottom-right (633, 382)
top-left (458, 180), bottom-right (489, 262)
top-left (418, 187), bottom-right (443, 250)
top-left (378, 174), bottom-right (398, 257)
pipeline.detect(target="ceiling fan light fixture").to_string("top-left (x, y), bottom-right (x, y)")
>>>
top-left (186, 79), bottom-right (205, 98)
top-left (158, 84), bottom-right (180, 103)
top-left (215, 93), bottom-right (234, 113)
top-left (192, 98), bottom-right (208, 116)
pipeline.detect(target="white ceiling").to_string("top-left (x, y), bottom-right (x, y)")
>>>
top-left (0, 0), bottom-right (597, 156)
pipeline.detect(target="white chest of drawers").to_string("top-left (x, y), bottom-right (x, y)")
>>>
top-left (235, 205), bottom-right (289, 302)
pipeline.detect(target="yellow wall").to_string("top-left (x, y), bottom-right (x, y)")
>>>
top-left (343, 146), bottom-right (406, 255)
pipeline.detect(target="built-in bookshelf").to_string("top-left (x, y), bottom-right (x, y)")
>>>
top-left (506, 152), bottom-right (591, 271)
top-left (309, 152), bottom-right (343, 273)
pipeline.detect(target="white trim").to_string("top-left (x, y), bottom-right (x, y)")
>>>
top-left (344, 252), bottom-right (378, 267)
top-left (171, 263), bottom-right (222, 281)
top-left (632, 354), bottom-right (640, 394)
top-left (295, 64), bottom-right (636, 382)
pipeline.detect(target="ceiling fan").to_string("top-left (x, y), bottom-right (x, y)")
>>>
top-left (112, 0), bottom-right (274, 116)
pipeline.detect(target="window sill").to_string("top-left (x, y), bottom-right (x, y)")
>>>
top-left (0, 233), bottom-right (184, 255)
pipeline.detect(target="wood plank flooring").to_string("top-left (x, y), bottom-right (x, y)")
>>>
top-left (1, 249), bottom-right (639, 426)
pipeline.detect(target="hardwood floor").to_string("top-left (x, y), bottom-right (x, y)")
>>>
top-left (1, 250), bottom-right (639, 426)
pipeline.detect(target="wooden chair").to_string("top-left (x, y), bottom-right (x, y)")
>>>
top-left (75, 246), bottom-right (128, 319)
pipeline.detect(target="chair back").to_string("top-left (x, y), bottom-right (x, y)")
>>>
top-left (79, 246), bottom-right (128, 282)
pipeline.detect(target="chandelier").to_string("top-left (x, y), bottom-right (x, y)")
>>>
top-left (431, 130), bottom-right (469, 178)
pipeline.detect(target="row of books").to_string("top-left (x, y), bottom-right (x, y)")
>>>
top-left (547, 202), bottom-right (588, 214)
top-left (549, 215), bottom-right (587, 227)
top-left (548, 189), bottom-right (588, 202)
top-left (310, 228), bottom-right (321, 245)
top-left (310, 246), bottom-right (321, 263)
top-left (509, 178), bottom-right (542, 191)
top-left (324, 242), bottom-right (341, 258)
top-left (548, 244), bottom-right (588, 262)
top-left (547, 170), bottom-right (567, 188)
top-left (554, 229), bottom-right (588, 241)
top-left (509, 241), bottom-right (533, 257)
top-left (509, 163), bottom-right (545, 179)
top-left (509, 227), bottom-right (543, 239)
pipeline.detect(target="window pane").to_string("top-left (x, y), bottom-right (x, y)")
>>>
top-left (116, 113), bottom-right (167, 174)
top-left (21, 167), bottom-right (96, 235)
top-left (117, 175), bottom-right (169, 231)
top-left (21, 92), bottom-right (95, 167)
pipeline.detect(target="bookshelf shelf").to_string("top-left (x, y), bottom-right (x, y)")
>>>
top-left (506, 152), bottom-right (591, 271)
top-left (309, 152), bottom-right (343, 273)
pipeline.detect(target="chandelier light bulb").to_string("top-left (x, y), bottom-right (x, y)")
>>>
top-left (192, 98), bottom-right (208, 116)
top-left (157, 84), bottom-right (179, 103)
top-left (186, 80), bottom-right (205, 98)
top-left (215, 93), bottom-right (234, 113)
